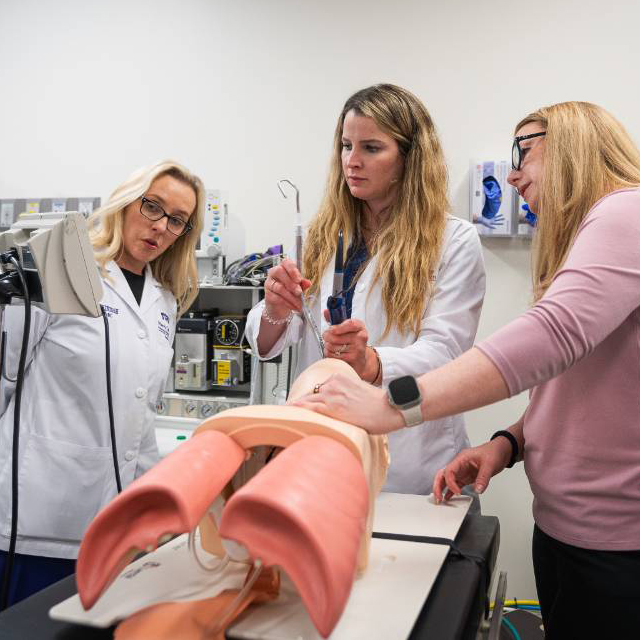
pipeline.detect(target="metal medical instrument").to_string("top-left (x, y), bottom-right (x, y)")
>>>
top-left (277, 180), bottom-right (302, 272)
top-left (326, 229), bottom-right (347, 325)
top-left (0, 210), bottom-right (104, 611)
top-left (487, 570), bottom-right (508, 640)
top-left (277, 180), bottom-right (324, 358)
top-left (0, 211), bottom-right (103, 316)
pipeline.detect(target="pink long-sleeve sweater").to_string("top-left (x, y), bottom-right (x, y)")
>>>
top-left (478, 188), bottom-right (640, 551)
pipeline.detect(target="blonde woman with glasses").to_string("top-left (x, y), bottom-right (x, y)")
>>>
top-left (296, 101), bottom-right (640, 640)
top-left (0, 161), bottom-right (203, 606)
top-left (246, 84), bottom-right (486, 496)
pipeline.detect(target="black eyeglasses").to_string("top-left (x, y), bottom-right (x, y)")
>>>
top-left (512, 131), bottom-right (546, 171)
top-left (139, 196), bottom-right (193, 237)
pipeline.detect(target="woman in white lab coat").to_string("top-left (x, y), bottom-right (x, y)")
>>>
top-left (246, 84), bottom-right (485, 494)
top-left (0, 160), bottom-right (203, 606)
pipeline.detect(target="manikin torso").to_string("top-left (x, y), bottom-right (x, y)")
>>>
top-left (198, 357), bottom-right (390, 573)
top-left (77, 358), bottom-right (390, 638)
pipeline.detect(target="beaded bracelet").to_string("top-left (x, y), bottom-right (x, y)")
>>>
top-left (261, 306), bottom-right (294, 325)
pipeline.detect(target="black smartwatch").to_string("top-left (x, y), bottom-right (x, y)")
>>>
top-left (387, 375), bottom-right (423, 427)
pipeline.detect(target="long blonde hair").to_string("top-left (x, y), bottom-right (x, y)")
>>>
top-left (304, 84), bottom-right (449, 338)
top-left (89, 160), bottom-right (204, 315)
top-left (517, 102), bottom-right (640, 300)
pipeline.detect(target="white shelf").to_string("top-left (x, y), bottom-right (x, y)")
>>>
top-left (154, 415), bottom-right (200, 427)
top-left (197, 284), bottom-right (264, 290)
top-left (162, 391), bottom-right (249, 402)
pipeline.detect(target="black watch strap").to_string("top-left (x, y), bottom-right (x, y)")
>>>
top-left (490, 430), bottom-right (519, 468)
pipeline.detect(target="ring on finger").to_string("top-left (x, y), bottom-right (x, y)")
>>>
top-left (334, 343), bottom-right (348, 356)
top-left (313, 383), bottom-right (323, 394)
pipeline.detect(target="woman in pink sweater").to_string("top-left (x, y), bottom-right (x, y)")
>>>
top-left (293, 101), bottom-right (640, 639)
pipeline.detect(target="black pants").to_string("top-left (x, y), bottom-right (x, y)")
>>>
top-left (0, 551), bottom-right (75, 607)
top-left (532, 524), bottom-right (640, 640)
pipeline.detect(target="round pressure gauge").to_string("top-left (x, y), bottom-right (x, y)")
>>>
top-left (200, 402), bottom-right (214, 418)
top-left (215, 319), bottom-right (240, 346)
top-left (184, 400), bottom-right (198, 417)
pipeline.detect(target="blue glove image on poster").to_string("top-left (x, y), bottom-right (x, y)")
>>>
top-left (481, 176), bottom-right (502, 219)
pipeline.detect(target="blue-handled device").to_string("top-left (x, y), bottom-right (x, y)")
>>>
top-left (326, 229), bottom-right (347, 325)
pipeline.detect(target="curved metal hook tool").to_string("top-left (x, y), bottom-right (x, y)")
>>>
top-left (276, 179), bottom-right (324, 358)
top-left (277, 179), bottom-right (300, 215)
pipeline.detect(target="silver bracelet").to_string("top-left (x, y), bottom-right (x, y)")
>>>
top-left (261, 306), bottom-right (293, 325)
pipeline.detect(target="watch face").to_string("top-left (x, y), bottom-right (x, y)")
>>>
top-left (388, 375), bottom-right (420, 406)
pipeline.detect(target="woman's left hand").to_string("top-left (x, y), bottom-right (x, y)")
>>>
top-left (432, 438), bottom-right (512, 503)
top-left (289, 373), bottom-right (404, 434)
top-left (322, 311), bottom-right (372, 379)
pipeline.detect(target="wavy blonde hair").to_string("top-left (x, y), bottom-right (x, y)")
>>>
top-left (516, 102), bottom-right (640, 300)
top-left (304, 84), bottom-right (449, 338)
top-left (89, 160), bottom-right (204, 315)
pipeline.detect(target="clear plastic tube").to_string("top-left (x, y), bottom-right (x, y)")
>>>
top-left (201, 559), bottom-right (264, 638)
top-left (188, 527), bottom-right (230, 576)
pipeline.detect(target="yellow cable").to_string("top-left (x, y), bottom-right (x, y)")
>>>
top-left (490, 599), bottom-right (540, 609)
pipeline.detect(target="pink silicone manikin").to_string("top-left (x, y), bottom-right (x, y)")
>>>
top-left (219, 434), bottom-right (369, 638)
top-left (198, 358), bottom-right (389, 575)
top-left (76, 358), bottom-right (389, 636)
top-left (76, 430), bottom-right (245, 609)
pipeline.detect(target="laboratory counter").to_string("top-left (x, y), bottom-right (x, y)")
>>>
top-left (0, 513), bottom-right (499, 640)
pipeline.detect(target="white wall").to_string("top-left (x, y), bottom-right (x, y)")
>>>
top-left (2, 0), bottom-right (639, 600)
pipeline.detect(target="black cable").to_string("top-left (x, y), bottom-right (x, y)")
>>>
top-left (0, 258), bottom-right (31, 611)
top-left (285, 344), bottom-right (293, 398)
top-left (101, 305), bottom-right (122, 494)
top-left (0, 331), bottom-right (5, 382)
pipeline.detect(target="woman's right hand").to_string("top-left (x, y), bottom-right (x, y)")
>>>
top-left (263, 258), bottom-right (311, 318)
top-left (432, 437), bottom-right (512, 503)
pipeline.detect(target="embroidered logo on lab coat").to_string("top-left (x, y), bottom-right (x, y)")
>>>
top-left (158, 312), bottom-right (170, 341)
top-left (102, 305), bottom-right (119, 318)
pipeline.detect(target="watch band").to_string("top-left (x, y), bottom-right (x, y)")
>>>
top-left (490, 430), bottom-right (519, 468)
top-left (400, 403), bottom-right (423, 428)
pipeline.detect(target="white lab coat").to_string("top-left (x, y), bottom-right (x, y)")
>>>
top-left (246, 216), bottom-right (486, 494)
top-left (0, 261), bottom-right (176, 559)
